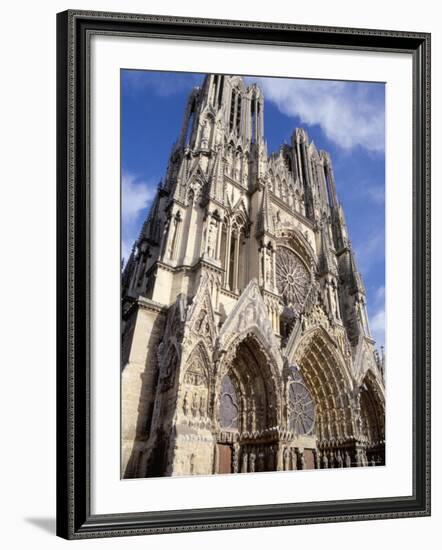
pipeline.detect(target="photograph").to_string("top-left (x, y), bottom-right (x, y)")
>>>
top-left (120, 71), bottom-right (386, 478)
top-left (0, 0), bottom-right (436, 545)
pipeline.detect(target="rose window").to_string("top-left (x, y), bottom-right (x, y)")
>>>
top-left (275, 247), bottom-right (310, 313)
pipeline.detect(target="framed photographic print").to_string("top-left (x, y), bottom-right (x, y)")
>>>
top-left (56, 10), bottom-right (431, 539)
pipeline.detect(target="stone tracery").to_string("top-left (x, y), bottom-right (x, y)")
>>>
top-left (275, 246), bottom-right (311, 313)
top-left (287, 368), bottom-right (315, 436)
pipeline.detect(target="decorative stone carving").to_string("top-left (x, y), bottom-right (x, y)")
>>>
top-left (241, 451), bottom-right (248, 473)
top-left (184, 358), bottom-right (206, 387)
top-left (205, 215), bottom-right (218, 259)
top-left (287, 367), bottom-right (315, 435)
top-left (218, 279), bottom-right (281, 365)
top-left (219, 374), bottom-right (239, 429)
top-left (249, 451), bottom-right (256, 473)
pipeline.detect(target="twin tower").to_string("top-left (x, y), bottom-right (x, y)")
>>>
top-left (121, 74), bottom-right (385, 478)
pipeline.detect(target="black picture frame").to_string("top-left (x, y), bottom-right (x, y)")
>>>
top-left (56, 9), bottom-right (431, 540)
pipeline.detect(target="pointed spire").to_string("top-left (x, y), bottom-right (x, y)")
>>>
top-left (348, 246), bottom-right (366, 295)
top-left (309, 140), bottom-right (318, 157)
top-left (121, 243), bottom-right (137, 291)
top-left (318, 218), bottom-right (337, 276)
top-left (171, 156), bottom-right (189, 202)
top-left (331, 203), bottom-right (349, 251)
top-left (137, 190), bottom-right (162, 245)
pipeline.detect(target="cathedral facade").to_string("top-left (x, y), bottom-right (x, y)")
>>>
top-left (121, 74), bottom-right (385, 478)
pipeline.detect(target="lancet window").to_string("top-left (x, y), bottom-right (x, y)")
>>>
top-left (229, 87), bottom-right (242, 135)
top-left (221, 214), bottom-right (247, 294)
top-left (251, 98), bottom-right (257, 143)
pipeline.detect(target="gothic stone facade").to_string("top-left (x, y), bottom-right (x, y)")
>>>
top-left (121, 74), bottom-right (385, 478)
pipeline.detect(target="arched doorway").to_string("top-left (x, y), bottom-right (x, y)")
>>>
top-left (293, 328), bottom-right (356, 468)
top-left (215, 333), bottom-right (281, 474)
top-left (358, 370), bottom-right (385, 466)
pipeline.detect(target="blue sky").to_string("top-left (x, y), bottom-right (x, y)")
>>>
top-left (121, 70), bottom-right (385, 349)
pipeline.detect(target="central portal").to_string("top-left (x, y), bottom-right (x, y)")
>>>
top-left (215, 335), bottom-right (280, 474)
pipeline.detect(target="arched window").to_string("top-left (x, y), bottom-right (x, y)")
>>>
top-left (217, 75), bottom-right (224, 108)
top-left (223, 214), bottom-right (247, 293)
top-left (250, 98), bottom-right (257, 143)
top-left (228, 229), bottom-right (236, 290)
top-left (324, 166), bottom-right (334, 206)
top-left (229, 87), bottom-right (242, 134)
top-left (220, 221), bottom-right (227, 272)
top-left (229, 89), bottom-right (236, 132)
top-left (211, 75), bottom-right (219, 105)
top-left (236, 94), bottom-right (242, 135)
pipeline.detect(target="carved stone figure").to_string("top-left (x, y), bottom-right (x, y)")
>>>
top-left (283, 447), bottom-right (290, 470)
top-left (249, 452), bottom-right (256, 473)
top-left (241, 451), bottom-right (248, 473)
top-left (336, 450), bottom-right (343, 468)
top-left (206, 217), bottom-right (218, 258)
top-left (183, 392), bottom-right (189, 416)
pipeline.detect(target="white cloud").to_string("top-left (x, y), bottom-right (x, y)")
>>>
top-left (250, 77), bottom-right (385, 152)
top-left (367, 284), bottom-right (385, 349)
top-left (374, 285), bottom-right (385, 304)
top-left (365, 184), bottom-right (385, 205)
top-left (371, 308), bottom-right (385, 332)
top-left (122, 172), bottom-right (155, 222)
top-left (353, 232), bottom-right (384, 276)
top-left (121, 240), bottom-right (133, 266)
top-left (370, 307), bottom-right (385, 348)
top-left (121, 172), bottom-right (156, 264)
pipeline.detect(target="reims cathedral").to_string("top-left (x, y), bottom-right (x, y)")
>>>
top-left (121, 74), bottom-right (385, 478)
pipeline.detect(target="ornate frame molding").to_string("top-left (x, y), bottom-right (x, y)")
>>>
top-left (56, 9), bottom-right (430, 539)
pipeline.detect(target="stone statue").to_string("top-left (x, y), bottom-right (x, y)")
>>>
top-left (249, 452), bottom-right (256, 473)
